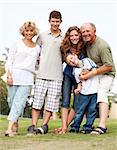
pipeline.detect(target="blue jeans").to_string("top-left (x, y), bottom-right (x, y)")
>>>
top-left (70, 93), bottom-right (97, 132)
top-left (61, 74), bottom-right (78, 110)
top-left (7, 85), bottom-right (31, 122)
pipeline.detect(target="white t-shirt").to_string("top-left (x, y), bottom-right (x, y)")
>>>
top-left (74, 58), bottom-right (99, 95)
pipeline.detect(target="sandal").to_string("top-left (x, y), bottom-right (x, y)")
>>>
top-left (5, 131), bottom-right (16, 137)
top-left (90, 126), bottom-right (107, 135)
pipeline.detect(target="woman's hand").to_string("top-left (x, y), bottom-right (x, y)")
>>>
top-left (7, 72), bottom-right (13, 86)
top-left (66, 54), bottom-right (75, 66)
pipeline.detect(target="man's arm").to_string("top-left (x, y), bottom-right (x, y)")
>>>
top-left (80, 65), bottom-right (112, 80)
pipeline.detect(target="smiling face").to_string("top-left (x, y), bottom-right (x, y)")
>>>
top-left (20, 21), bottom-right (38, 40)
top-left (81, 23), bottom-right (96, 44)
top-left (49, 18), bottom-right (61, 32)
top-left (23, 26), bottom-right (35, 40)
top-left (69, 29), bottom-right (80, 45)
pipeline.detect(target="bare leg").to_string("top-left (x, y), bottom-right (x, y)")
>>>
top-left (6, 121), bottom-right (14, 132)
top-left (90, 102), bottom-right (108, 135)
top-left (67, 108), bottom-right (75, 126)
top-left (5, 121), bottom-right (16, 136)
top-left (12, 120), bottom-right (19, 133)
top-left (57, 107), bottom-right (69, 134)
top-left (42, 110), bottom-right (52, 125)
top-left (98, 102), bottom-right (108, 128)
top-left (32, 108), bottom-right (41, 127)
top-left (55, 108), bottom-right (75, 134)
top-left (61, 108), bottom-right (69, 130)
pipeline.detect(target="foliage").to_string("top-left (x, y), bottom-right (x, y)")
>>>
top-left (0, 61), bottom-right (9, 115)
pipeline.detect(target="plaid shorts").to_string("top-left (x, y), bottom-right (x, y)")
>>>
top-left (32, 78), bottom-right (62, 112)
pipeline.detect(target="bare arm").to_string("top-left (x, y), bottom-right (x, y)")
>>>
top-left (96, 65), bottom-right (112, 75)
top-left (80, 65), bottom-right (112, 80)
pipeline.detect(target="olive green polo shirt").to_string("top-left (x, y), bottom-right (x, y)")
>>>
top-left (86, 36), bottom-right (116, 77)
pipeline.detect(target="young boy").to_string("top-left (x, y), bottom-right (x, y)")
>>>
top-left (68, 54), bottom-right (99, 133)
top-left (27, 10), bottom-right (64, 135)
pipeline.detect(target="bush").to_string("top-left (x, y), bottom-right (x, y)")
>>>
top-left (0, 61), bottom-right (9, 115)
top-left (0, 79), bottom-right (9, 115)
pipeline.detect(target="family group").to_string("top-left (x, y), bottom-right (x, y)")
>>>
top-left (4, 10), bottom-right (116, 137)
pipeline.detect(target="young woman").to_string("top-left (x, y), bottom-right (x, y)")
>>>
top-left (55, 26), bottom-right (86, 134)
top-left (5, 21), bottom-right (40, 136)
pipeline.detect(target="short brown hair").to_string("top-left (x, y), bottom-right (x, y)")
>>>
top-left (49, 10), bottom-right (62, 22)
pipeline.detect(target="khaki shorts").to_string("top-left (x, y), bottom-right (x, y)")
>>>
top-left (97, 75), bottom-right (114, 104)
top-left (33, 78), bottom-right (62, 112)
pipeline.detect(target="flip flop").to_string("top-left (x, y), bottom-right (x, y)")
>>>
top-left (5, 131), bottom-right (16, 137)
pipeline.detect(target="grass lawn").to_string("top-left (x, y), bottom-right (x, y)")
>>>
top-left (0, 116), bottom-right (117, 150)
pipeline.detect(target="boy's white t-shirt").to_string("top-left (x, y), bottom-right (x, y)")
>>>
top-left (74, 58), bottom-right (99, 95)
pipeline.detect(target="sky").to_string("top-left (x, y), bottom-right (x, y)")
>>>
top-left (0, 0), bottom-right (117, 63)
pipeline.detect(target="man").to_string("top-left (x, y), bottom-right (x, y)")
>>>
top-left (80, 23), bottom-right (116, 134)
top-left (27, 10), bottom-right (64, 134)
top-left (66, 22), bottom-right (116, 134)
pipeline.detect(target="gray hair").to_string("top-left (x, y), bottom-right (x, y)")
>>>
top-left (80, 22), bottom-right (96, 31)
top-left (89, 22), bottom-right (96, 30)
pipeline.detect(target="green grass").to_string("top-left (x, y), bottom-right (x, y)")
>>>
top-left (0, 116), bottom-right (117, 150)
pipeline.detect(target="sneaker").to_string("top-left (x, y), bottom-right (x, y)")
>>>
top-left (36, 124), bottom-right (48, 134)
top-left (69, 128), bottom-right (79, 133)
top-left (80, 129), bottom-right (91, 134)
top-left (27, 125), bottom-right (36, 135)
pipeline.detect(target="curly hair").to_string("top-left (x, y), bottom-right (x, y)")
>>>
top-left (19, 21), bottom-right (39, 36)
top-left (61, 26), bottom-right (86, 60)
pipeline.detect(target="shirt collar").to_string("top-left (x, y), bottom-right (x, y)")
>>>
top-left (47, 29), bottom-right (63, 37)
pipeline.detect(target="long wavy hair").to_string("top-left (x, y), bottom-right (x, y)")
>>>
top-left (61, 26), bottom-right (86, 60)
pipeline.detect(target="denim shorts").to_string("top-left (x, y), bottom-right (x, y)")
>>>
top-left (61, 74), bottom-right (78, 110)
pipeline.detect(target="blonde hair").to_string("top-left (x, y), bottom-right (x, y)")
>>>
top-left (19, 21), bottom-right (39, 36)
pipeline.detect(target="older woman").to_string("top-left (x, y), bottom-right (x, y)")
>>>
top-left (5, 21), bottom-right (40, 136)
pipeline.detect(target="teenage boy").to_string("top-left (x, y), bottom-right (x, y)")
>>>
top-left (27, 10), bottom-right (64, 134)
